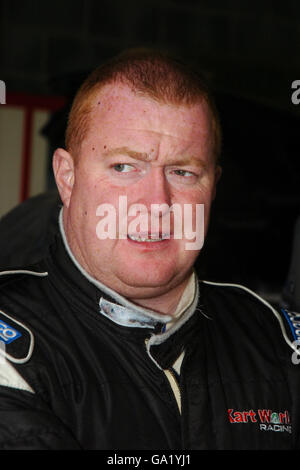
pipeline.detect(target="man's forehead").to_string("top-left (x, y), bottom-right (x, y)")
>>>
top-left (84, 82), bottom-right (215, 158)
top-left (90, 83), bottom-right (146, 112)
top-left (90, 82), bottom-right (210, 120)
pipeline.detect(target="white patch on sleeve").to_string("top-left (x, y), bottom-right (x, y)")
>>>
top-left (0, 358), bottom-right (34, 393)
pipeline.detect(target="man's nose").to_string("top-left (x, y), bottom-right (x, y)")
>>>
top-left (138, 168), bottom-right (171, 211)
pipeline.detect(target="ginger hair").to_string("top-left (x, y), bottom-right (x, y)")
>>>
top-left (65, 48), bottom-right (222, 163)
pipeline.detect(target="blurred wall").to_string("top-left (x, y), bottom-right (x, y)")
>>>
top-left (0, 0), bottom-right (299, 115)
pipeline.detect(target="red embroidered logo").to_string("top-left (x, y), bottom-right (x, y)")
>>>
top-left (228, 409), bottom-right (292, 433)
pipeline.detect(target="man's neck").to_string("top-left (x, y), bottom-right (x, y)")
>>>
top-left (130, 272), bottom-right (194, 316)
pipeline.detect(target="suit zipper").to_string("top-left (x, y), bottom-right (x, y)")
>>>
top-left (145, 337), bottom-right (182, 414)
top-left (164, 367), bottom-right (181, 414)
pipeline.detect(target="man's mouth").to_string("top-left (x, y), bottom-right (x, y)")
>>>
top-left (127, 233), bottom-right (170, 243)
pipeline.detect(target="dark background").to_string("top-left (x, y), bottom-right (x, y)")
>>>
top-left (1, 0), bottom-right (300, 303)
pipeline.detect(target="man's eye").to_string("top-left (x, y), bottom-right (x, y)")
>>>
top-left (173, 169), bottom-right (194, 177)
top-left (113, 163), bottom-right (134, 173)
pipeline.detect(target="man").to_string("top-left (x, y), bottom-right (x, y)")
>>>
top-left (0, 49), bottom-right (299, 450)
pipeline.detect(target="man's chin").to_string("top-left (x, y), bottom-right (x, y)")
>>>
top-left (110, 263), bottom-right (187, 300)
top-left (118, 271), bottom-right (174, 292)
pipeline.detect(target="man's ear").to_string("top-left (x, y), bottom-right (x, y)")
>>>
top-left (52, 148), bottom-right (75, 208)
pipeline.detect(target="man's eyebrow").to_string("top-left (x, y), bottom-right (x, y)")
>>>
top-left (103, 147), bottom-right (207, 167)
top-left (168, 156), bottom-right (207, 168)
top-left (102, 146), bottom-right (150, 161)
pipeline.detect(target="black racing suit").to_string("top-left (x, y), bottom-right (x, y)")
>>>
top-left (0, 229), bottom-right (299, 450)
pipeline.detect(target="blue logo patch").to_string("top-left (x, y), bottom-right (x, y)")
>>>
top-left (0, 320), bottom-right (22, 344)
top-left (281, 308), bottom-right (300, 342)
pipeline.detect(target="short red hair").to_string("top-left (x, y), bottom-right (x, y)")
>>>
top-left (65, 48), bottom-right (222, 163)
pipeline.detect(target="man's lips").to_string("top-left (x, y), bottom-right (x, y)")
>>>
top-left (127, 233), bottom-right (171, 242)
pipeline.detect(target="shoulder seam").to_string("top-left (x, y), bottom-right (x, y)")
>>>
top-left (201, 280), bottom-right (298, 356)
top-left (0, 270), bottom-right (48, 277)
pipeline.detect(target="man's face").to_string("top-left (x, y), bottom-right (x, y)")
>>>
top-left (55, 84), bottom-right (220, 307)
